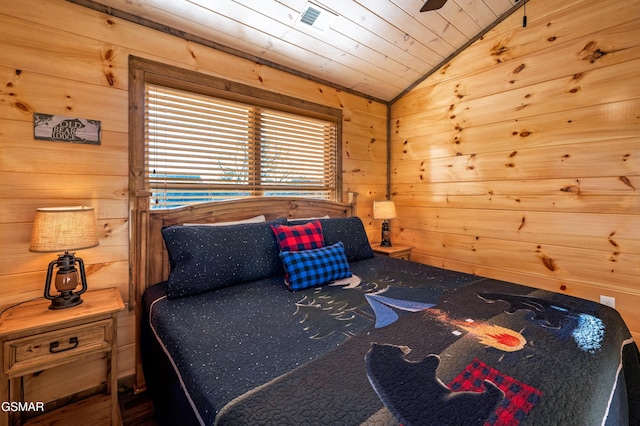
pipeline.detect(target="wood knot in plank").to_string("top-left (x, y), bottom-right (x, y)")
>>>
top-left (538, 253), bottom-right (557, 272)
top-left (560, 185), bottom-right (580, 194)
top-left (491, 43), bottom-right (511, 56)
top-left (619, 176), bottom-right (635, 190)
top-left (14, 101), bottom-right (32, 113)
top-left (513, 64), bottom-right (525, 74)
top-left (105, 71), bottom-right (115, 86)
top-left (582, 48), bottom-right (608, 63)
top-left (103, 223), bottom-right (112, 237)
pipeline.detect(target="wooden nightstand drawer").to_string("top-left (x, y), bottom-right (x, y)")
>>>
top-left (371, 244), bottom-right (413, 261)
top-left (4, 319), bottom-right (113, 378)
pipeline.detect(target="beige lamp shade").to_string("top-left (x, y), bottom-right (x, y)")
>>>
top-left (30, 206), bottom-right (99, 253)
top-left (373, 200), bottom-right (397, 220)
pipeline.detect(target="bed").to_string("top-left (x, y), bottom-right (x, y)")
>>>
top-left (135, 196), bottom-right (640, 426)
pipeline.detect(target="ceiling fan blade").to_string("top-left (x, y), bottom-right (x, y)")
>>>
top-left (420, 0), bottom-right (448, 12)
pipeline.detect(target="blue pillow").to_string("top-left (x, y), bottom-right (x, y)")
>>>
top-left (162, 218), bottom-right (286, 298)
top-left (279, 242), bottom-right (352, 291)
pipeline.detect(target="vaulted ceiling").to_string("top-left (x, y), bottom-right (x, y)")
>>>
top-left (74, 0), bottom-right (522, 102)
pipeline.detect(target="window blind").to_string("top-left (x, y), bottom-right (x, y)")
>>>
top-left (145, 84), bottom-right (337, 208)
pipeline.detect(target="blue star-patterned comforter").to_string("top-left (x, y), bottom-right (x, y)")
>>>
top-left (142, 256), bottom-right (640, 425)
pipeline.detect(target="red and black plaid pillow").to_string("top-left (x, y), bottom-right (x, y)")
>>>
top-left (271, 220), bottom-right (324, 252)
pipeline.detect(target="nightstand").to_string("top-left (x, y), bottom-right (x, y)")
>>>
top-left (0, 288), bottom-right (124, 426)
top-left (371, 243), bottom-right (413, 261)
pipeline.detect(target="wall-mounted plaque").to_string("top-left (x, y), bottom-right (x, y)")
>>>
top-left (33, 113), bottom-right (101, 145)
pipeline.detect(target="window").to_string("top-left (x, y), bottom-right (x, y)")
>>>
top-left (145, 84), bottom-right (339, 208)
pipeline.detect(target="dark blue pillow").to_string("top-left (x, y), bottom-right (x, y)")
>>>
top-left (162, 218), bottom-right (286, 298)
top-left (279, 242), bottom-right (352, 291)
top-left (288, 217), bottom-right (374, 261)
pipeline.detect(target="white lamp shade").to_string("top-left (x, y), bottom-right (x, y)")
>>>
top-left (373, 200), bottom-right (397, 220)
top-left (30, 206), bottom-right (99, 253)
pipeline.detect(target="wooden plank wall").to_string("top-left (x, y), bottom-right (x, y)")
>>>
top-left (390, 0), bottom-right (640, 340)
top-left (0, 0), bottom-right (387, 399)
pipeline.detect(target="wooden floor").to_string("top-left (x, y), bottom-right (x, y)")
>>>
top-left (120, 391), bottom-right (159, 426)
top-left (20, 390), bottom-right (159, 425)
top-left (20, 391), bottom-right (158, 426)
top-left (23, 395), bottom-right (113, 426)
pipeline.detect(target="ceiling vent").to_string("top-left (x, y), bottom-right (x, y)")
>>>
top-left (297, 2), bottom-right (337, 32)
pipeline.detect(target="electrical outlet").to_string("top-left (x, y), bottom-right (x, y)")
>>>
top-left (600, 295), bottom-right (616, 309)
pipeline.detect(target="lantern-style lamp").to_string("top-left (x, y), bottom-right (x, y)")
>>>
top-left (29, 206), bottom-right (99, 309)
top-left (373, 200), bottom-right (397, 247)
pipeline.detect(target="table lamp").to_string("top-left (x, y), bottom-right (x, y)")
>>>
top-left (373, 200), bottom-right (397, 247)
top-left (29, 206), bottom-right (99, 309)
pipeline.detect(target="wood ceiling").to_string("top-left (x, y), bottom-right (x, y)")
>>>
top-left (74, 0), bottom-right (522, 103)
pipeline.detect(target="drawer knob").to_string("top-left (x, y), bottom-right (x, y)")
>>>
top-left (49, 336), bottom-right (79, 353)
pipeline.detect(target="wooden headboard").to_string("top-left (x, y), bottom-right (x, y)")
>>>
top-left (145, 194), bottom-right (357, 291)
top-left (133, 193), bottom-right (357, 390)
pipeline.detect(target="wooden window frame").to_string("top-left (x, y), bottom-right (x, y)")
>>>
top-left (145, 85), bottom-right (338, 206)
